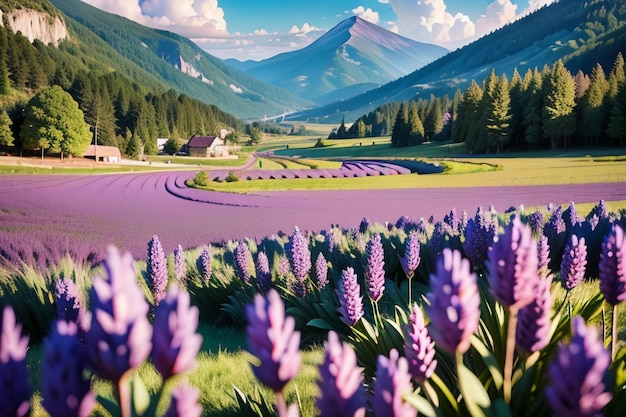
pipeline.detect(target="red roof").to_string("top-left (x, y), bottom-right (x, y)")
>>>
top-left (188, 135), bottom-right (218, 148)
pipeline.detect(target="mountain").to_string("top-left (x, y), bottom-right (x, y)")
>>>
top-left (38, 0), bottom-right (312, 119)
top-left (228, 16), bottom-right (448, 105)
top-left (290, 0), bottom-right (626, 122)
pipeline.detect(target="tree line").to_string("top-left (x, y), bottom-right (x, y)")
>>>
top-left (331, 53), bottom-right (625, 154)
top-left (0, 23), bottom-right (243, 158)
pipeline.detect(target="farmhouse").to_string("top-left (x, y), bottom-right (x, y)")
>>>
top-left (186, 135), bottom-right (229, 158)
top-left (83, 145), bottom-right (122, 162)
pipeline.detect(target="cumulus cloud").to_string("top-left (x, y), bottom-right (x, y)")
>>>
top-left (82, 0), bottom-right (228, 38)
top-left (352, 6), bottom-right (380, 24)
top-left (386, 0), bottom-right (558, 49)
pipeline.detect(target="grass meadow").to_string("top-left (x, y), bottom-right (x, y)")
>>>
top-left (1, 134), bottom-right (626, 416)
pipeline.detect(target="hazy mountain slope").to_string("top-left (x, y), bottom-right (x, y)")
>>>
top-left (233, 17), bottom-right (447, 105)
top-left (46, 0), bottom-right (312, 119)
top-left (291, 0), bottom-right (626, 122)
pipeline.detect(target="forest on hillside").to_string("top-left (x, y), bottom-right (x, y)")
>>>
top-left (331, 53), bottom-right (625, 154)
top-left (0, 22), bottom-right (243, 158)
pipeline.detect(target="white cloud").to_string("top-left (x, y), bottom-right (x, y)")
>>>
top-left (352, 6), bottom-right (380, 24)
top-left (475, 0), bottom-right (518, 38)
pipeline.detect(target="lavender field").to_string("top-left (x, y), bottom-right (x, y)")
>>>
top-left (1, 171), bottom-right (626, 268)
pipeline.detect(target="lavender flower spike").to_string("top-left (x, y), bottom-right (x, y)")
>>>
top-left (41, 320), bottom-right (96, 417)
top-left (255, 251), bottom-right (272, 294)
top-left (337, 267), bottom-right (365, 326)
top-left (371, 349), bottom-right (417, 417)
top-left (83, 246), bottom-right (152, 383)
top-left (404, 303), bottom-right (437, 381)
top-left (487, 215), bottom-right (539, 310)
top-left (151, 284), bottom-right (202, 381)
top-left (315, 252), bottom-right (329, 289)
top-left (174, 244), bottom-right (187, 284)
top-left (426, 248), bottom-right (480, 354)
top-left (55, 278), bottom-right (82, 324)
top-left (0, 306), bottom-right (31, 417)
top-left (560, 234), bottom-right (587, 291)
top-left (366, 233), bottom-right (386, 302)
top-left (288, 226), bottom-right (312, 296)
top-left (516, 275), bottom-right (554, 356)
top-left (197, 245), bottom-right (211, 284)
top-left (599, 224), bottom-right (626, 306)
top-left (399, 230), bottom-right (420, 278)
top-left (147, 234), bottom-right (168, 305)
top-left (316, 331), bottom-right (366, 417)
top-left (246, 289), bottom-right (301, 392)
top-left (163, 383), bottom-right (202, 417)
top-left (235, 241), bottom-right (253, 284)
top-left (546, 316), bottom-right (612, 417)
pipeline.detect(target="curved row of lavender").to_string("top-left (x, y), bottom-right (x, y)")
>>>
top-left (208, 159), bottom-right (443, 182)
top-left (1, 197), bottom-right (625, 416)
top-left (1, 170), bottom-right (625, 274)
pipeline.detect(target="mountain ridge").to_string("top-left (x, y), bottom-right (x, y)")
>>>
top-left (230, 16), bottom-right (448, 105)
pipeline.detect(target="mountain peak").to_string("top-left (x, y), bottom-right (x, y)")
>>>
top-left (238, 17), bottom-right (447, 105)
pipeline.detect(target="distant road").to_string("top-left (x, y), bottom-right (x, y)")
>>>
top-left (1, 171), bottom-right (625, 260)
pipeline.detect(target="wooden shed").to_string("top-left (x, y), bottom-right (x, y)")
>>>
top-left (186, 135), bottom-right (228, 157)
top-left (83, 145), bottom-right (122, 162)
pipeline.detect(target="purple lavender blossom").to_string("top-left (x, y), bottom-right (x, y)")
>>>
top-left (463, 208), bottom-right (497, 268)
top-left (428, 221), bottom-right (447, 258)
top-left (586, 200), bottom-right (608, 221)
top-left (83, 246), bottom-right (152, 383)
top-left (147, 234), bottom-right (168, 305)
top-left (255, 251), bottom-right (272, 294)
top-left (0, 306), bottom-right (31, 417)
top-left (444, 208), bottom-right (461, 232)
top-left (235, 241), bottom-right (253, 284)
top-left (322, 229), bottom-right (335, 253)
top-left (316, 331), bottom-right (366, 417)
top-left (487, 215), bottom-right (539, 310)
top-left (399, 230), bottom-right (420, 279)
top-left (197, 246), bottom-right (211, 284)
top-left (246, 289), bottom-right (301, 392)
top-left (315, 252), bottom-right (329, 289)
top-left (546, 316), bottom-right (612, 417)
top-left (366, 233), bottom-right (386, 302)
top-left (395, 215), bottom-right (410, 230)
top-left (599, 224), bottom-right (626, 306)
top-left (174, 244), bottom-right (187, 283)
top-left (337, 267), bottom-right (365, 326)
top-left (41, 320), bottom-right (95, 417)
top-left (371, 349), bottom-right (417, 417)
top-left (563, 201), bottom-right (581, 228)
top-left (278, 256), bottom-right (290, 278)
top-left (560, 234), bottom-right (587, 291)
top-left (404, 304), bottom-right (437, 381)
top-left (538, 235), bottom-right (551, 278)
top-left (359, 217), bottom-right (370, 234)
top-left (54, 278), bottom-right (82, 324)
top-left (528, 211), bottom-right (544, 236)
top-left (544, 206), bottom-right (566, 248)
top-left (426, 249), bottom-right (480, 354)
top-left (516, 276), bottom-right (554, 356)
top-left (151, 284), bottom-right (202, 381)
top-left (163, 383), bottom-right (202, 417)
top-left (287, 226), bottom-right (311, 296)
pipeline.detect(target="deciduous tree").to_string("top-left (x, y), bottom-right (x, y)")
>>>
top-left (0, 110), bottom-right (14, 146)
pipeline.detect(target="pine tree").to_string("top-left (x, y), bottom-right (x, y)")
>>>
top-left (574, 69), bottom-right (590, 99)
top-left (0, 110), bottom-right (14, 146)
top-left (485, 73), bottom-right (512, 153)
top-left (606, 82), bottom-right (626, 146)
top-left (126, 132), bottom-right (140, 160)
top-left (542, 60), bottom-right (576, 150)
top-left (508, 68), bottom-right (524, 148)
top-left (579, 64), bottom-right (609, 146)
top-left (390, 103), bottom-right (407, 147)
top-left (454, 80), bottom-right (482, 148)
top-left (523, 68), bottom-right (544, 149)
top-left (424, 98), bottom-right (443, 141)
top-left (407, 101), bottom-right (424, 145)
top-left (0, 28), bottom-right (10, 95)
top-left (607, 52), bottom-right (625, 100)
top-left (336, 117), bottom-right (348, 138)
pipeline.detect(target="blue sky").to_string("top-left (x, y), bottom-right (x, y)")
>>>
top-left (82, 0), bottom-right (556, 60)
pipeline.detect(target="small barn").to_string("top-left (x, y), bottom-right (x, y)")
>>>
top-left (83, 145), bottom-right (122, 163)
top-left (187, 135), bottom-right (228, 157)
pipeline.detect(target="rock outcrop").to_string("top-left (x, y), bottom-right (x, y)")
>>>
top-left (1, 8), bottom-right (67, 46)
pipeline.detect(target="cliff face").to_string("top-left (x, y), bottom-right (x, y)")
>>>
top-left (1, 8), bottom-right (67, 46)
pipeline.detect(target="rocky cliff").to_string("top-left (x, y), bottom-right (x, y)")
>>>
top-left (0, 8), bottom-right (67, 46)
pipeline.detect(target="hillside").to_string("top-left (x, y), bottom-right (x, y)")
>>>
top-left (229, 16), bottom-right (447, 105)
top-left (290, 0), bottom-right (626, 122)
top-left (43, 0), bottom-right (311, 119)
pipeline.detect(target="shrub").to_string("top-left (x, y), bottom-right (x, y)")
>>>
top-left (193, 171), bottom-right (209, 187)
top-left (225, 171), bottom-right (239, 182)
